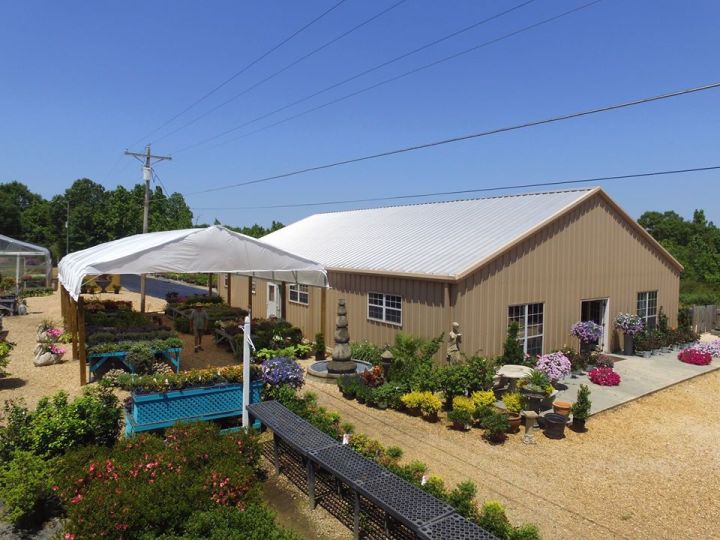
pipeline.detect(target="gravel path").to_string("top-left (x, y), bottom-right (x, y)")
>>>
top-left (303, 368), bottom-right (720, 540)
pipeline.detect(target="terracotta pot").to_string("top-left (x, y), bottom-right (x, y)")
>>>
top-left (553, 400), bottom-right (572, 416)
top-left (506, 413), bottom-right (522, 433)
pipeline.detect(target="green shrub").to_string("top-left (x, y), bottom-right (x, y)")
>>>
top-left (478, 501), bottom-right (512, 538)
top-left (447, 481), bottom-right (480, 520)
top-left (0, 387), bottom-right (121, 460)
top-left (154, 505), bottom-right (301, 539)
top-left (314, 333), bottom-right (325, 356)
top-left (54, 423), bottom-right (262, 539)
top-left (0, 339), bottom-right (14, 377)
top-left (502, 322), bottom-right (526, 366)
top-left (447, 408), bottom-right (472, 426)
top-left (0, 450), bottom-right (54, 525)
top-left (509, 524), bottom-right (542, 540)
top-left (388, 333), bottom-right (442, 384)
top-left (251, 319), bottom-right (303, 350)
top-left (482, 410), bottom-right (509, 443)
top-left (351, 340), bottom-right (384, 365)
top-left (571, 384), bottom-right (592, 420)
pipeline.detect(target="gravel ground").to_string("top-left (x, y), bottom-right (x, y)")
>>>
top-left (302, 365), bottom-right (720, 540)
top-left (3, 293), bottom-right (718, 539)
top-left (0, 289), bottom-right (237, 409)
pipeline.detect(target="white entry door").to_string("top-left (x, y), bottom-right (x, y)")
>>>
top-left (267, 283), bottom-right (281, 318)
top-left (581, 298), bottom-right (609, 352)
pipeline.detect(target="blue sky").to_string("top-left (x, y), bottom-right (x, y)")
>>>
top-left (1, 0), bottom-right (718, 227)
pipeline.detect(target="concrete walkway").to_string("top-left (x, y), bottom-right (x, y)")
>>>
top-left (555, 349), bottom-right (719, 415)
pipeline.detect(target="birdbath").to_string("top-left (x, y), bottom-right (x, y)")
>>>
top-left (496, 364), bottom-right (533, 392)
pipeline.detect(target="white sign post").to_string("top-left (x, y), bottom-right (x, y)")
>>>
top-left (242, 315), bottom-right (251, 428)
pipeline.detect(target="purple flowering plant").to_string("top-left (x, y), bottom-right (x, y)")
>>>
top-left (614, 313), bottom-right (644, 336)
top-left (570, 321), bottom-right (603, 343)
top-left (693, 339), bottom-right (720, 358)
top-left (535, 352), bottom-right (571, 381)
top-left (261, 356), bottom-right (304, 389)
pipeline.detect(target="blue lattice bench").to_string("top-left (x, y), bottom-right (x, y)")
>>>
top-left (89, 347), bottom-right (181, 379)
top-left (124, 379), bottom-right (262, 436)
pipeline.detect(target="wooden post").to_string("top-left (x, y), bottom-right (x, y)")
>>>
top-left (279, 282), bottom-right (287, 320)
top-left (78, 296), bottom-right (87, 386)
top-left (320, 287), bottom-right (327, 340)
top-left (226, 273), bottom-right (232, 306)
top-left (247, 277), bottom-right (253, 315)
top-left (208, 273), bottom-right (213, 296)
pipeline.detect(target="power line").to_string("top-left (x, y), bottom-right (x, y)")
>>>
top-left (128, 0), bottom-right (349, 147)
top-left (152, 0), bottom-right (409, 145)
top-left (189, 165), bottom-right (720, 210)
top-left (185, 80), bottom-right (720, 195)
top-left (172, 0), bottom-right (593, 155)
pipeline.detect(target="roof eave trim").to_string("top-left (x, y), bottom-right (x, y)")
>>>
top-left (327, 266), bottom-right (456, 282)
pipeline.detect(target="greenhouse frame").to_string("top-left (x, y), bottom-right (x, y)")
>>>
top-left (0, 234), bottom-right (52, 293)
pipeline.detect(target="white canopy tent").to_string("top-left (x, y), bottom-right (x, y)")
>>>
top-left (58, 225), bottom-right (328, 300)
top-left (58, 225), bottom-right (328, 427)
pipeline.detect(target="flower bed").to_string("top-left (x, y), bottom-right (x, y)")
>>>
top-left (677, 348), bottom-right (712, 366)
top-left (692, 340), bottom-right (720, 358)
top-left (588, 367), bottom-right (621, 386)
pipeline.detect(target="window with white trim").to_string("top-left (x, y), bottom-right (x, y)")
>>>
top-left (368, 292), bottom-right (402, 325)
top-left (508, 303), bottom-right (544, 357)
top-left (288, 283), bottom-right (309, 305)
top-left (637, 291), bottom-right (658, 329)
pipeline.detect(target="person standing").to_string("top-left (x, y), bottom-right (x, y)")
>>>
top-left (188, 303), bottom-right (209, 353)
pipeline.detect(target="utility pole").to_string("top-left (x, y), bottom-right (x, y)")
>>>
top-left (124, 145), bottom-right (172, 312)
top-left (65, 200), bottom-right (70, 255)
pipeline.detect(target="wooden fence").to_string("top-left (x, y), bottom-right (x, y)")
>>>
top-left (690, 305), bottom-right (718, 333)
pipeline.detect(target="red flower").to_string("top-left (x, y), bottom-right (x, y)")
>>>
top-left (71, 494), bottom-right (83, 504)
top-left (678, 348), bottom-right (712, 366)
top-left (588, 367), bottom-right (621, 386)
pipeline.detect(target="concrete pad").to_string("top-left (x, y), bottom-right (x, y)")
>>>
top-left (554, 349), bottom-right (719, 415)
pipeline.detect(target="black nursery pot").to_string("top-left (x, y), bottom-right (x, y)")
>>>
top-left (572, 417), bottom-right (587, 432)
top-left (543, 413), bottom-right (568, 439)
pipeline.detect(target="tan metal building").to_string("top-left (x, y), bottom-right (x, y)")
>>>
top-left (217, 188), bottom-right (682, 358)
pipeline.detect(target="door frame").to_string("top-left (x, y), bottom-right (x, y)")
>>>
top-left (580, 297), bottom-right (610, 352)
top-left (266, 282), bottom-right (281, 318)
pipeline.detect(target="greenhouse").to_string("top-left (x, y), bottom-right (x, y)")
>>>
top-left (0, 234), bottom-right (52, 293)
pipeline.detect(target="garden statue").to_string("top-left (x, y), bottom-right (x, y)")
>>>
top-left (446, 322), bottom-right (462, 363)
top-left (327, 299), bottom-right (356, 374)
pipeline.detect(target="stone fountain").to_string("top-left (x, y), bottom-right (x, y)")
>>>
top-left (307, 299), bottom-right (372, 379)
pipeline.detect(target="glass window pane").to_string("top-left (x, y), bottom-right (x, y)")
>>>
top-left (527, 336), bottom-right (543, 357)
top-left (385, 309), bottom-right (401, 324)
top-left (368, 305), bottom-right (383, 320)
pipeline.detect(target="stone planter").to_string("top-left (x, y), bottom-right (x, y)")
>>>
top-left (506, 413), bottom-right (522, 433)
top-left (641, 350), bottom-right (651, 358)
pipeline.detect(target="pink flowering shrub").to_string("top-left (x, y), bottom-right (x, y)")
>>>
top-left (50, 344), bottom-right (66, 356)
top-left (535, 352), bottom-right (572, 381)
top-left (53, 423), bottom-right (262, 539)
top-left (677, 348), bottom-right (712, 366)
top-left (588, 367), bottom-right (621, 386)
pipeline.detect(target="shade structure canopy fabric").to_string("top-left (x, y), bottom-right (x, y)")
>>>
top-left (58, 226), bottom-right (328, 300)
top-left (0, 234), bottom-right (52, 290)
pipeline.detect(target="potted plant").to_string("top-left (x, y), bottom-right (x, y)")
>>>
top-left (419, 392), bottom-right (442, 422)
top-left (400, 390), bottom-right (423, 416)
top-left (543, 413), bottom-right (568, 439)
top-left (501, 392), bottom-right (523, 432)
top-left (535, 351), bottom-right (571, 386)
top-left (588, 366), bottom-right (621, 386)
top-left (372, 383), bottom-right (397, 410)
top-left (570, 384), bottom-right (591, 432)
top-left (519, 369), bottom-right (555, 413)
top-left (614, 313), bottom-right (644, 355)
top-left (314, 333), bottom-right (326, 360)
top-left (552, 400), bottom-right (572, 416)
top-left (634, 331), bottom-right (651, 358)
top-left (355, 383), bottom-right (370, 404)
top-left (448, 408), bottom-right (473, 431)
top-left (570, 320), bottom-right (604, 353)
top-left (482, 410), bottom-right (509, 444)
top-left (337, 374), bottom-right (360, 399)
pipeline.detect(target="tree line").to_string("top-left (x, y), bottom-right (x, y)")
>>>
top-left (0, 179), bottom-right (283, 262)
top-left (639, 209), bottom-right (720, 304)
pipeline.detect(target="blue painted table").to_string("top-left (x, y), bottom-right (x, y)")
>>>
top-left (124, 379), bottom-right (262, 436)
top-left (88, 347), bottom-right (181, 378)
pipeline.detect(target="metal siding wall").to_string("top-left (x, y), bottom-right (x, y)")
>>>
top-left (456, 195), bottom-right (680, 356)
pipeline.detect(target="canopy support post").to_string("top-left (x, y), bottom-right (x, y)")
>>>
top-left (15, 255), bottom-right (20, 295)
top-left (320, 288), bottom-right (327, 340)
top-left (208, 273), bottom-right (213, 297)
top-left (280, 282), bottom-right (287, 320)
top-left (247, 277), bottom-right (253, 314)
top-left (226, 274), bottom-right (232, 305)
top-left (242, 315), bottom-right (251, 428)
top-left (78, 296), bottom-right (87, 386)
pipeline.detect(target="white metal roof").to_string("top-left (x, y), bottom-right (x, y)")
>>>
top-left (261, 189), bottom-right (596, 279)
top-left (58, 226), bottom-right (327, 300)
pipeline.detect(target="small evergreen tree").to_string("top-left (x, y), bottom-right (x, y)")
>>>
top-left (571, 384), bottom-right (592, 420)
top-left (502, 322), bottom-right (525, 365)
